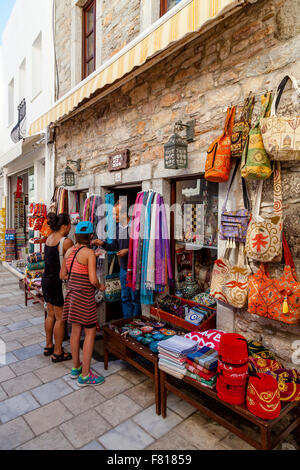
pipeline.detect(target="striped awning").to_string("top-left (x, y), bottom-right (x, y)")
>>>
top-left (29, 0), bottom-right (242, 136)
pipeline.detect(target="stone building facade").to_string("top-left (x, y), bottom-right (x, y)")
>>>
top-left (53, 0), bottom-right (300, 368)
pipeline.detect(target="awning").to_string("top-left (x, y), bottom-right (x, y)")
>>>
top-left (29, 0), bottom-right (244, 136)
top-left (0, 134), bottom-right (44, 169)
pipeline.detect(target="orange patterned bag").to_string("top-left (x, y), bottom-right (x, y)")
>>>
top-left (248, 235), bottom-right (300, 324)
top-left (205, 106), bottom-right (236, 183)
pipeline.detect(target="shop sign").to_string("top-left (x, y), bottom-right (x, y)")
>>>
top-left (108, 149), bottom-right (130, 172)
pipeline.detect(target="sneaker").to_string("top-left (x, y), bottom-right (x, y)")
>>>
top-left (77, 372), bottom-right (105, 387)
top-left (70, 364), bottom-right (83, 379)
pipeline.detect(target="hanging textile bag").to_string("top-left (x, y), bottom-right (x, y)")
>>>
top-left (231, 95), bottom-right (255, 158)
top-left (205, 106), bottom-right (236, 183)
top-left (248, 234), bottom-right (300, 324)
top-left (245, 161), bottom-right (283, 262)
top-left (104, 254), bottom-right (122, 303)
top-left (210, 243), bottom-right (251, 309)
top-left (241, 93), bottom-right (273, 180)
top-left (261, 75), bottom-right (300, 161)
top-left (220, 161), bottom-right (251, 243)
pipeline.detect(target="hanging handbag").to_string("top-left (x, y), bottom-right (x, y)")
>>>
top-left (220, 161), bottom-right (251, 244)
top-left (210, 243), bottom-right (251, 309)
top-left (231, 94), bottom-right (255, 158)
top-left (241, 92), bottom-right (273, 180)
top-left (245, 161), bottom-right (283, 262)
top-left (205, 106), bottom-right (236, 183)
top-left (248, 234), bottom-right (300, 324)
top-left (104, 254), bottom-right (122, 303)
top-left (261, 75), bottom-right (300, 161)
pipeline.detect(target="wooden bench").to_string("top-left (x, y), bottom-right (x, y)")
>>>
top-left (160, 370), bottom-right (300, 450)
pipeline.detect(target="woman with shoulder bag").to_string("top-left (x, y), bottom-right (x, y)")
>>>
top-left (60, 221), bottom-right (106, 387)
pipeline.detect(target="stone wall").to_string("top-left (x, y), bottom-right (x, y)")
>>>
top-left (55, 0), bottom-right (300, 367)
top-left (55, 0), bottom-right (72, 98)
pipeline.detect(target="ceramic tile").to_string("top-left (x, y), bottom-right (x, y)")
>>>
top-left (0, 391), bottom-right (40, 424)
top-left (99, 419), bottom-right (154, 451)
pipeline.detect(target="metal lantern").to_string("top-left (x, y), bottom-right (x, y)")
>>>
top-left (164, 132), bottom-right (188, 169)
top-left (62, 165), bottom-right (75, 187)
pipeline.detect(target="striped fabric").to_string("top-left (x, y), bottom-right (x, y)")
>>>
top-left (63, 248), bottom-right (97, 326)
top-left (29, 0), bottom-right (238, 136)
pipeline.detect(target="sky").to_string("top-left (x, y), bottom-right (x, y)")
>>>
top-left (0, 0), bottom-right (16, 44)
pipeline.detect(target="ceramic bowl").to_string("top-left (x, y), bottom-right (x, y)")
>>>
top-left (129, 329), bottom-right (142, 338)
top-left (141, 337), bottom-right (153, 346)
top-left (149, 341), bottom-right (160, 353)
top-left (144, 334), bottom-right (153, 339)
top-left (141, 326), bottom-right (153, 334)
top-left (136, 336), bottom-right (144, 342)
top-left (153, 322), bottom-right (165, 329)
top-left (160, 329), bottom-right (176, 337)
top-left (152, 333), bottom-right (165, 341)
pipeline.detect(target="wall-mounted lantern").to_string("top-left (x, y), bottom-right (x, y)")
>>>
top-left (62, 159), bottom-right (81, 187)
top-left (164, 120), bottom-right (195, 170)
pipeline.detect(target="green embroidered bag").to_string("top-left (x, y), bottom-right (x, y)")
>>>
top-left (241, 92), bottom-right (273, 180)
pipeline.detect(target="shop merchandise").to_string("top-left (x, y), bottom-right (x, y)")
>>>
top-left (187, 346), bottom-right (218, 371)
top-left (158, 335), bottom-right (198, 379)
top-left (218, 333), bottom-right (248, 365)
top-left (247, 340), bottom-right (276, 360)
top-left (192, 293), bottom-right (216, 307)
top-left (5, 229), bottom-right (16, 262)
top-left (246, 373), bottom-right (281, 420)
top-left (217, 380), bottom-right (247, 405)
top-left (245, 161), bottom-right (283, 263)
top-left (127, 191), bottom-right (173, 304)
top-left (184, 329), bottom-right (225, 351)
top-left (158, 335), bottom-right (198, 356)
top-left (248, 356), bottom-right (283, 374)
top-left (241, 92), bottom-right (273, 180)
top-left (269, 368), bottom-right (300, 402)
top-left (220, 161), bottom-right (251, 244)
top-left (27, 253), bottom-right (44, 264)
top-left (231, 94), bottom-right (255, 158)
top-left (261, 75), bottom-right (300, 161)
top-left (181, 273), bottom-right (200, 300)
top-left (104, 254), bottom-right (122, 303)
top-left (53, 187), bottom-right (69, 215)
top-left (217, 360), bottom-right (248, 386)
top-left (27, 261), bottom-right (45, 271)
top-left (0, 204), bottom-right (6, 262)
top-left (210, 243), bottom-right (251, 309)
top-left (185, 369), bottom-right (217, 389)
top-left (205, 106), bottom-right (236, 183)
top-left (185, 359), bottom-right (216, 380)
top-left (176, 249), bottom-right (193, 283)
top-left (247, 234), bottom-right (300, 324)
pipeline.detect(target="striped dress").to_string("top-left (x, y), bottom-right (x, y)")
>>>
top-left (63, 247), bottom-right (97, 326)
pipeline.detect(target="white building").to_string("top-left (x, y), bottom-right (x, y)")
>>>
top-left (0, 0), bottom-right (56, 228)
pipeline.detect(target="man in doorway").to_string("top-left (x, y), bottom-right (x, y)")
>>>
top-left (92, 198), bottom-right (141, 319)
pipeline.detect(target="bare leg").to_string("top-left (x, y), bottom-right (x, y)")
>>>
top-left (70, 323), bottom-right (82, 369)
top-left (82, 327), bottom-right (96, 377)
top-left (45, 303), bottom-right (55, 349)
top-left (53, 306), bottom-right (67, 356)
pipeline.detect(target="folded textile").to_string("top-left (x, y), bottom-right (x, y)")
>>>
top-left (159, 363), bottom-right (186, 380)
top-left (159, 357), bottom-right (186, 371)
top-left (186, 370), bottom-right (217, 389)
top-left (27, 262), bottom-right (45, 271)
top-left (158, 335), bottom-right (198, 355)
top-left (187, 346), bottom-right (218, 371)
top-left (185, 362), bottom-right (216, 381)
top-left (186, 358), bottom-right (212, 374)
top-left (159, 350), bottom-right (186, 363)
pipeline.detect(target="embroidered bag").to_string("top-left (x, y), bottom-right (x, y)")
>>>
top-left (220, 161), bottom-right (251, 244)
top-left (104, 254), bottom-right (122, 303)
top-left (231, 94), bottom-right (255, 158)
top-left (241, 93), bottom-right (273, 180)
top-left (210, 243), bottom-right (251, 309)
top-left (248, 234), bottom-right (300, 324)
top-left (245, 161), bottom-right (283, 262)
top-left (261, 75), bottom-right (300, 161)
top-left (205, 106), bottom-right (236, 183)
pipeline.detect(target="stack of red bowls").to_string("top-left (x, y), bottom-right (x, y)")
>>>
top-left (216, 333), bottom-right (249, 405)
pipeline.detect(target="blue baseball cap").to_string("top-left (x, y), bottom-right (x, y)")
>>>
top-left (75, 221), bottom-right (94, 235)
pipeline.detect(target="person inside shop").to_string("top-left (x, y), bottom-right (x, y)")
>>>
top-left (92, 198), bottom-right (142, 319)
top-left (60, 221), bottom-right (105, 386)
top-left (42, 213), bottom-right (74, 362)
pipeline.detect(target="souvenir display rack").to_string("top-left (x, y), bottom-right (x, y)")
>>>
top-left (0, 200), bottom-right (6, 262)
top-left (160, 370), bottom-right (300, 450)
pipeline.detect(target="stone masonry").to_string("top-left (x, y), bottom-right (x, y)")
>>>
top-left (54, 0), bottom-right (300, 368)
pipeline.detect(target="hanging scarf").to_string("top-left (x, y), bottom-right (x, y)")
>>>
top-left (127, 192), bottom-right (144, 289)
top-left (146, 193), bottom-right (158, 290)
top-left (105, 193), bottom-right (115, 243)
top-left (131, 192), bottom-right (144, 291)
top-left (135, 191), bottom-right (149, 291)
top-left (161, 195), bottom-right (173, 283)
top-left (140, 191), bottom-right (155, 304)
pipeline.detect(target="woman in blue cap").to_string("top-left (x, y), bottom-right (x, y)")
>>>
top-left (60, 221), bottom-right (105, 387)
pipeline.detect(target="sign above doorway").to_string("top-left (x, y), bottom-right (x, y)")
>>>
top-left (108, 149), bottom-right (130, 172)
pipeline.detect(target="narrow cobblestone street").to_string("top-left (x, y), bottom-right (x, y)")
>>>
top-left (0, 265), bottom-right (298, 451)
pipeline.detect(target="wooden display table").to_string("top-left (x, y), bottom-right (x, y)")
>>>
top-left (24, 279), bottom-right (47, 319)
top-left (160, 370), bottom-right (300, 450)
top-left (103, 317), bottom-right (161, 415)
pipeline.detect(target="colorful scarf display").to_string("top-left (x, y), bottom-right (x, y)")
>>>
top-left (127, 190), bottom-right (173, 304)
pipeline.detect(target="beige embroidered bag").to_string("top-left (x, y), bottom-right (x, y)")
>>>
top-left (210, 243), bottom-right (251, 309)
top-left (245, 162), bottom-right (283, 262)
top-left (261, 75), bottom-right (300, 161)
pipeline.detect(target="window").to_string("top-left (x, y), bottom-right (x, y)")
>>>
top-left (160, 0), bottom-right (183, 16)
top-left (32, 32), bottom-right (42, 99)
top-left (19, 58), bottom-right (26, 102)
top-left (82, 0), bottom-right (96, 79)
top-left (8, 78), bottom-right (15, 126)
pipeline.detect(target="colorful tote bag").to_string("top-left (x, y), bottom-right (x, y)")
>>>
top-left (231, 94), bottom-right (255, 158)
top-left (245, 161), bottom-right (283, 262)
top-left (261, 75), bottom-right (300, 161)
top-left (104, 255), bottom-right (122, 303)
top-left (220, 161), bottom-right (251, 244)
top-left (241, 93), bottom-right (273, 180)
top-left (248, 235), bottom-right (300, 324)
top-left (210, 243), bottom-right (251, 309)
top-left (205, 107), bottom-right (236, 183)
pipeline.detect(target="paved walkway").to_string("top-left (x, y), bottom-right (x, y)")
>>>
top-left (0, 265), bottom-right (299, 451)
